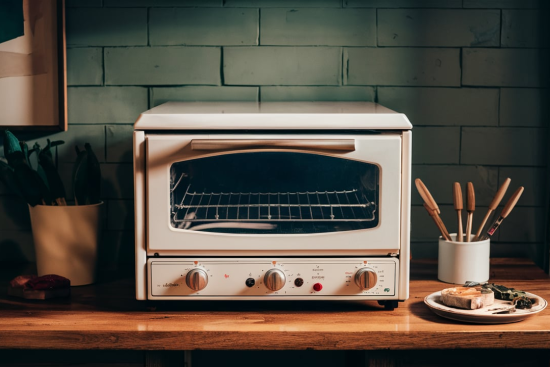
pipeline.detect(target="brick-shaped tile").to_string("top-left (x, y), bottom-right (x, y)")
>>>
top-left (500, 88), bottom-right (548, 127)
top-left (102, 164), bottom-right (134, 199)
top-left (463, 48), bottom-right (550, 87)
top-left (225, 0), bottom-right (341, 7)
top-left (378, 87), bottom-right (498, 126)
top-left (150, 8), bottom-right (258, 46)
top-left (502, 10), bottom-right (546, 48)
top-left (464, 0), bottom-right (541, 8)
top-left (107, 200), bottom-right (135, 231)
top-left (497, 207), bottom-right (544, 242)
top-left (345, 0), bottom-right (461, 7)
top-left (412, 127), bottom-right (460, 164)
top-left (66, 8), bottom-right (147, 46)
top-left (104, 0), bottom-right (221, 6)
top-left (261, 9), bottom-right (375, 46)
top-left (410, 242), bottom-right (438, 259)
top-left (224, 47), bottom-right (341, 86)
top-left (461, 128), bottom-right (547, 166)
top-left (261, 86), bottom-right (375, 101)
top-left (105, 47), bottom-right (221, 86)
top-left (67, 48), bottom-right (103, 86)
top-left (106, 125), bottom-right (133, 163)
top-left (66, 0), bottom-right (102, 7)
top-left (346, 48), bottom-right (461, 86)
top-left (489, 244), bottom-right (530, 258)
top-left (411, 165), bottom-right (498, 206)
top-left (151, 87), bottom-right (258, 107)
top-left (378, 9), bottom-right (500, 47)
top-left (499, 167), bottom-right (546, 206)
top-left (68, 87), bottom-right (148, 124)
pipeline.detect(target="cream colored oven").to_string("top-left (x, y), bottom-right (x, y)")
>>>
top-left (134, 102), bottom-right (411, 308)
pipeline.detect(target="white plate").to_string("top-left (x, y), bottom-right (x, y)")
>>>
top-left (424, 291), bottom-right (547, 324)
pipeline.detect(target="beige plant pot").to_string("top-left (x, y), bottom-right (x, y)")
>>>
top-left (28, 202), bottom-right (103, 286)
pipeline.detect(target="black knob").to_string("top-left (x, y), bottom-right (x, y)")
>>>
top-left (294, 278), bottom-right (304, 287)
top-left (245, 278), bottom-right (255, 287)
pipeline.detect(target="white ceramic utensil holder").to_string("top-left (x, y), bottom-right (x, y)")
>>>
top-left (438, 233), bottom-right (490, 284)
top-left (28, 202), bottom-right (103, 286)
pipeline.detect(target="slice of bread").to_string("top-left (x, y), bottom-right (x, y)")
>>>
top-left (441, 287), bottom-right (494, 310)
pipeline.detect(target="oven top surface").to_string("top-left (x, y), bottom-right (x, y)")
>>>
top-left (134, 102), bottom-right (412, 131)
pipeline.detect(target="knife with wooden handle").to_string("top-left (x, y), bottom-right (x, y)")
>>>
top-left (465, 182), bottom-right (475, 242)
top-left (453, 182), bottom-right (463, 242)
top-left (473, 178), bottom-right (511, 241)
top-left (423, 203), bottom-right (452, 241)
top-left (479, 186), bottom-right (524, 241)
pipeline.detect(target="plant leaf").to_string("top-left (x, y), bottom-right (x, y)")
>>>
top-left (0, 160), bottom-right (23, 197)
top-left (3, 131), bottom-right (27, 168)
top-left (50, 140), bottom-right (64, 148)
top-left (38, 148), bottom-right (65, 200)
top-left (36, 163), bottom-right (50, 190)
top-left (3, 130), bottom-right (22, 164)
top-left (13, 162), bottom-right (52, 206)
top-left (20, 141), bottom-right (31, 169)
top-left (6, 151), bottom-right (27, 168)
top-left (72, 147), bottom-right (88, 205)
top-left (42, 139), bottom-right (52, 160)
top-left (38, 148), bottom-right (65, 201)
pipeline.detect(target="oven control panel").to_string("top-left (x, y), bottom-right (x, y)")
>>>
top-left (148, 258), bottom-right (398, 299)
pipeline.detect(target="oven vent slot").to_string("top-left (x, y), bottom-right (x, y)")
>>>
top-left (173, 185), bottom-right (376, 223)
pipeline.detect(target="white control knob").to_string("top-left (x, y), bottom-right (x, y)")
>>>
top-left (355, 268), bottom-right (377, 290)
top-left (186, 268), bottom-right (208, 291)
top-left (264, 269), bottom-right (286, 291)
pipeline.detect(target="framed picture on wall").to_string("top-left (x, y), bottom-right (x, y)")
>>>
top-left (0, 0), bottom-right (67, 131)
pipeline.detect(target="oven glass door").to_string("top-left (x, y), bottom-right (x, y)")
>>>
top-left (171, 152), bottom-right (379, 234)
top-left (146, 134), bottom-right (402, 253)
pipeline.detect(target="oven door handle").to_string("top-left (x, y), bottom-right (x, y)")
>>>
top-left (190, 139), bottom-right (356, 152)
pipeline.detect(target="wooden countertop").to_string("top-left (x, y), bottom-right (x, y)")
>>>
top-left (0, 258), bottom-right (549, 351)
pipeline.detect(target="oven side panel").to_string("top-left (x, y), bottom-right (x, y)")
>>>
top-left (398, 130), bottom-right (411, 301)
top-left (134, 131), bottom-right (147, 300)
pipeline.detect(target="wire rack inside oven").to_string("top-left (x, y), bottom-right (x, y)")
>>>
top-left (172, 185), bottom-right (377, 223)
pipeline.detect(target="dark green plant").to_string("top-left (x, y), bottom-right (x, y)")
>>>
top-left (73, 143), bottom-right (101, 205)
top-left (0, 130), bottom-right (102, 206)
top-left (39, 139), bottom-right (67, 205)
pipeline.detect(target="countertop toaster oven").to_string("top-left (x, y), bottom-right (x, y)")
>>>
top-left (134, 102), bottom-right (412, 308)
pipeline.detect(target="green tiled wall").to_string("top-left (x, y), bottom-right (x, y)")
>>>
top-left (1, 0), bottom-right (548, 269)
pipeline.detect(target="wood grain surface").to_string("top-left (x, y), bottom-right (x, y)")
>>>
top-left (0, 259), bottom-right (548, 351)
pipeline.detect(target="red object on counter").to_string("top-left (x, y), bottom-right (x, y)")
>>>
top-left (25, 274), bottom-right (70, 290)
top-left (8, 274), bottom-right (71, 300)
top-left (9, 275), bottom-right (37, 288)
top-left (313, 283), bottom-right (323, 292)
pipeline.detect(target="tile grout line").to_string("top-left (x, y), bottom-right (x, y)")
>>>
top-left (147, 7), bottom-right (150, 47)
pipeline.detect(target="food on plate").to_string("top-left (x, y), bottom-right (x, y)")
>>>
top-left (512, 296), bottom-right (533, 309)
top-left (8, 274), bottom-right (70, 300)
top-left (441, 287), bottom-right (494, 310)
top-left (481, 283), bottom-right (526, 300)
top-left (463, 283), bottom-right (538, 311)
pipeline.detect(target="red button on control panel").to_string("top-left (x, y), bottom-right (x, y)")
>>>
top-left (313, 283), bottom-right (323, 292)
